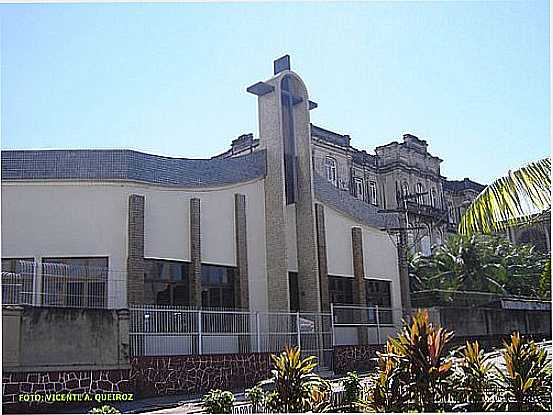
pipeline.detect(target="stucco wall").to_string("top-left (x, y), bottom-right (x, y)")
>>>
top-left (2, 306), bottom-right (129, 370)
top-left (1, 180), bottom-right (268, 311)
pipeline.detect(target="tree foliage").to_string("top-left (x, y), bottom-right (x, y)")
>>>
top-left (459, 158), bottom-right (551, 235)
top-left (410, 233), bottom-right (549, 303)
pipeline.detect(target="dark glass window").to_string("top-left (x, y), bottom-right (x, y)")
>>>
top-left (365, 279), bottom-right (392, 324)
top-left (42, 257), bottom-right (108, 308)
top-left (1, 258), bottom-right (34, 304)
top-left (289, 272), bottom-right (299, 312)
top-left (144, 259), bottom-right (190, 306)
top-left (201, 264), bottom-right (235, 309)
top-left (328, 276), bottom-right (354, 305)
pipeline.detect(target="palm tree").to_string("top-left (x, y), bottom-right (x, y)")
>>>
top-left (458, 158), bottom-right (551, 235)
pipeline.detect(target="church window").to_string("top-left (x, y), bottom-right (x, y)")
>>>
top-left (365, 279), bottom-right (392, 324)
top-left (354, 177), bottom-right (364, 200)
top-left (328, 276), bottom-right (354, 305)
top-left (144, 259), bottom-right (190, 306)
top-left (416, 183), bottom-right (424, 204)
top-left (325, 157), bottom-right (337, 186)
top-left (42, 257), bottom-right (108, 308)
top-left (369, 181), bottom-right (378, 205)
top-left (201, 264), bottom-right (236, 309)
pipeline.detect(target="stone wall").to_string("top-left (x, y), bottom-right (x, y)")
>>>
top-left (333, 344), bottom-right (383, 375)
top-left (2, 368), bottom-right (130, 413)
top-left (3, 352), bottom-right (273, 413)
top-left (130, 352), bottom-right (272, 398)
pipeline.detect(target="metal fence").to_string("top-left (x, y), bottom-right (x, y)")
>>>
top-left (1, 260), bottom-right (126, 309)
top-left (129, 305), bottom-right (334, 368)
top-left (128, 304), bottom-right (406, 368)
top-left (331, 304), bottom-right (404, 345)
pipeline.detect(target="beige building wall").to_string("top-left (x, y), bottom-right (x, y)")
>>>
top-left (1, 179), bottom-right (269, 311)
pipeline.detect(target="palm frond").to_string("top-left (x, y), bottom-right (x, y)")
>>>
top-left (458, 158), bottom-right (551, 235)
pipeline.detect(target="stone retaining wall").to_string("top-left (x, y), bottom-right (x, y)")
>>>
top-left (3, 352), bottom-right (273, 413)
top-left (2, 368), bottom-right (130, 413)
top-left (332, 344), bottom-right (382, 374)
top-left (130, 352), bottom-right (272, 397)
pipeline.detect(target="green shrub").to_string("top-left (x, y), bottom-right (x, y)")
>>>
top-left (342, 371), bottom-right (361, 411)
top-left (202, 389), bottom-right (235, 414)
top-left (499, 332), bottom-right (552, 411)
top-left (452, 340), bottom-right (499, 412)
top-left (245, 385), bottom-right (264, 412)
top-left (263, 346), bottom-right (330, 413)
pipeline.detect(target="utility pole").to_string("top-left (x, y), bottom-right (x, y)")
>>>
top-left (380, 191), bottom-right (427, 318)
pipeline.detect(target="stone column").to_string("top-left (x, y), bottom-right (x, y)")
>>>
top-left (189, 198), bottom-right (202, 308)
top-left (127, 194), bottom-right (145, 305)
top-left (117, 309), bottom-right (130, 365)
top-left (352, 227), bottom-right (368, 344)
top-left (234, 194), bottom-right (249, 310)
top-left (315, 204), bottom-right (329, 312)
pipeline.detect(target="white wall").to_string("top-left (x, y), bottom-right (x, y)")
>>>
top-left (1, 179), bottom-right (268, 311)
top-left (321, 204), bottom-right (402, 310)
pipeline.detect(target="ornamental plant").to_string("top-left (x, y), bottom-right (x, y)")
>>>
top-left (499, 332), bottom-right (552, 412)
top-left (452, 340), bottom-right (499, 412)
top-left (342, 371), bottom-right (362, 412)
top-left (261, 345), bottom-right (330, 413)
top-left (202, 389), bottom-right (235, 414)
top-left (363, 310), bottom-right (455, 412)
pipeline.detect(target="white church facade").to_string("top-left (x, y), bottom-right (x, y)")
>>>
top-left (1, 56), bottom-right (407, 318)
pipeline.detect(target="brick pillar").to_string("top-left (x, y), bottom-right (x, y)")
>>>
top-left (315, 204), bottom-right (329, 312)
top-left (127, 194), bottom-right (145, 305)
top-left (352, 227), bottom-right (368, 344)
top-left (234, 194), bottom-right (249, 310)
top-left (189, 198), bottom-right (202, 307)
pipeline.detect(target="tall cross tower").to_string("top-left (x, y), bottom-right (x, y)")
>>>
top-left (247, 56), bottom-right (321, 312)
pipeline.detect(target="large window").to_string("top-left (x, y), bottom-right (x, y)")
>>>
top-left (365, 279), bottom-right (392, 324)
top-left (201, 264), bottom-right (236, 309)
top-left (369, 181), bottom-right (378, 205)
top-left (416, 183), bottom-right (425, 204)
top-left (289, 272), bottom-right (299, 312)
top-left (42, 257), bottom-right (108, 308)
top-left (324, 157), bottom-right (337, 186)
top-left (2, 258), bottom-right (34, 304)
top-left (353, 178), bottom-right (364, 201)
top-left (328, 276), bottom-right (354, 305)
top-left (144, 259), bottom-right (190, 306)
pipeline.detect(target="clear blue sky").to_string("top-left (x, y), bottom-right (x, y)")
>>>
top-left (1, 1), bottom-right (549, 184)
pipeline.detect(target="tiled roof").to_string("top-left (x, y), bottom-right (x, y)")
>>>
top-left (313, 173), bottom-right (399, 229)
top-left (1, 149), bottom-right (266, 187)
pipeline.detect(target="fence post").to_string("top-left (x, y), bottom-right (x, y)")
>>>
top-left (375, 305), bottom-right (381, 344)
top-left (296, 312), bottom-right (301, 350)
top-left (198, 309), bottom-right (203, 354)
top-left (256, 312), bottom-right (261, 353)
top-left (330, 303), bottom-right (335, 347)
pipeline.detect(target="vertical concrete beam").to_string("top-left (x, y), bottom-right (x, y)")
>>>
top-left (189, 198), bottom-right (202, 307)
top-left (234, 193), bottom-right (249, 310)
top-left (2, 306), bottom-right (22, 367)
top-left (352, 227), bottom-right (368, 344)
top-left (117, 309), bottom-right (130, 364)
top-left (315, 204), bottom-right (330, 311)
top-left (127, 194), bottom-right (145, 305)
top-left (397, 214), bottom-right (412, 317)
top-left (258, 78), bottom-right (289, 312)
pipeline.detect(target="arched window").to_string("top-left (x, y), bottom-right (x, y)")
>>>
top-left (353, 177), bottom-right (364, 200)
top-left (430, 188), bottom-right (437, 207)
top-left (324, 157), bottom-right (337, 186)
top-left (401, 181), bottom-right (409, 197)
top-left (416, 183), bottom-right (424, 204)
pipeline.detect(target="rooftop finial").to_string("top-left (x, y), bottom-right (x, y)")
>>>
top-left (274, 55), bottom-right (291, 75)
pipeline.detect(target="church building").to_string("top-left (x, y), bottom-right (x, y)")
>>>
top-left (1, 56), bottom-right (408, 315)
